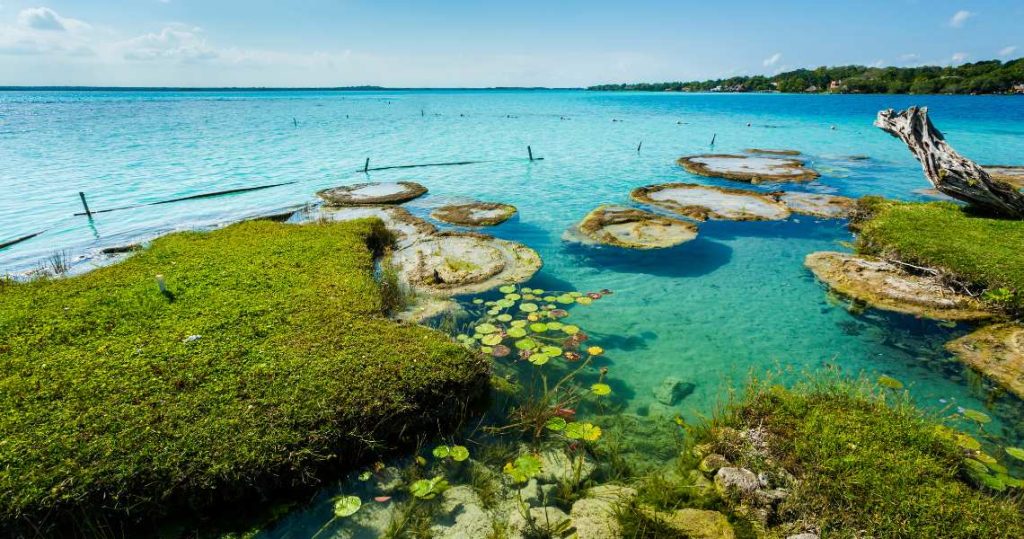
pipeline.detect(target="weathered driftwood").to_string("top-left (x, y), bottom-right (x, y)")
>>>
top-left (874, 107), bottom-right (1024, 218)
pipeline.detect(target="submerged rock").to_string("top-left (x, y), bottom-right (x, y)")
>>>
top-left (679, 154), bottom-right (819, 183)
top-left (641, 507), bottom-right (736, 539)
top-left (570, 485), bottom-right (638, 539)
top-left (572, 205), bottom-right (698, 249)
top-left (431, 201), bottom-right (518, 226)
top-left (946, 324), bottom-right (1024, 400)
top-left (653, 376), bottom-right (695, 406)
top-left (431, 485), bottom-right (494, 539)
top-left (775, 192), bottom-right (856, 219)
top-left (317, 181), bottom-right (428, 205)
top-left (508, 506), bottom-right (570, 538)
top-left (983, 165), bottom-right (1024, 189)
top-left (745, 148), bottom-right (801, 156)
top-left (804, 252), bottom-right (992, 321)
top-left (536, 448), bottom-right (596, 485)
top-left (632, 183), bottom-right (791, 221)
top-left (391, 231), bottom-right (542, 297)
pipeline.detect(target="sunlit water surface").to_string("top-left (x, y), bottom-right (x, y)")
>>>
top-left (3, 90), bottom-right (1024, 534)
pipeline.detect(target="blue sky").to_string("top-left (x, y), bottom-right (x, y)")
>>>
top-left (0, 0), bottom-right (1021, 87)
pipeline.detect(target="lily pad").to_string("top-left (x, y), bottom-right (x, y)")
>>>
top-left (963, 409), bottom-right (992, 424)
top-left (410, 476), bottom-right (449, 499)
top-left (1006, 447), bottom-right (1024, 461)
top-left (499, 285), bottom-right (516, 294)
top-left (520, 303), bottom-right (539, 313)
top-left (503, 454), bottom-right (542, 484)
top-left (956, 433), bottom-right (982, 451)
top-left (497, 314), bottom-right (513, 322)
top-left (877, 375), bottom-right (904, 390)
top-left (591, 383), bottom-right (612, 396)
top-left (481, 334), bottom-right (503, 346)
top-left (541, 345), bottom-right (563, 356)
top-left (515, 338), bottom-right (538, 350)
top-left (508, 327), bottom-right (528, 338)
top-left (530, 323), bottom-right (549, 333)
top-left (332, 495), bottom-right (362, 518)
top-left (545, 417), bottom-right (568, 431)
top-left (565, 422), bottom-right (602, 441)
top-left (475, 323), bottom-right (498, 334)
top-left (432, 445), bottom-right (451, 458)
top-left (450, 445), bottom-right (470, 462)
top-left (562, 325), bottom-right (580, 335)
top-left (528, 354), bottom-right (550, 366)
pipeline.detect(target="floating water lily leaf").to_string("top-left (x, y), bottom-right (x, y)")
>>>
top-left (492, 345), bottom-right (511, 358)
top-left (481, 346), bottom-right (493, 354)
top-left (520, 303), bottom-right (539, 312)
top-left (450, 445), bottom-right (470, 462)
top-left (499, 285), bottom-right (516, 294)
top-left (544, 296), bottom-right (557, 302)
top-left (496, 299), bottom-right (515, 308)
top-left (456, 334), bottom-right (470, 341)
top-left (503, 454), bottom-right (542, 484)
top-left (511, 320), bottom-right (528, 328)
top-left (545, 417), bottom-right (567, 431)
top-left (963, 409), bottom-right (992, 424)
top-left (515, 338), bottom-right (538, 350)
top-left (521, 287), bottom-right (534, 294)
top-left (877, 375), bottom-right (904, 390)
top-left (569, 291), bottom-right (583, 298)
top-left (541, 345), bottom-right (563, 357)
top-left (576, 296), bottom-right (593, 305)
top-left (432, 445), bottom-right (451, 459)
top-left (532, 289), bottom-right (545, 295)
top-left (472, 334), bottom-right (483, 340)
top-left (358, 471), bottom-right (372, 481)
top-left (481, 334), bottom-right (503, 346)
top-left (956, 433), bottom-right (982, 451)
top-left (529, 323), bottom-right (549, 333)
top-left (472, 299), bottom-right (484, 304)
top-left (562, 325), bottom-right (580, 335)
top-left (508, 327), bottom-right (528, 338)
top-left (505, 293), bottom-right (522, 301)
top-left (523, 294), bottom-right (537, 300)
top-left (565, 422), bottom-right (602, 441)
top-left (591, 383), bottom-right (612, 396)
top-left (556, 294), bottom-right (575, 304)
top-left (497, 314), bottom-right (513, 322)
top-left (333, 495), bottom-right (362, 518)
top-left (1005, 447), bottom-right (1024, 461)
top-left (487, 309), bottom-right (500, 315)
top-left (475, 325), bottom-right (499, 338)
top-left (528, 353), bottom-right (550, 366)
top-left (410, 476), bottom-right (449, 499)
top-left (527, 314), bottom-right (540, 322)
top-left (546, 322), bottom-right (564, 331)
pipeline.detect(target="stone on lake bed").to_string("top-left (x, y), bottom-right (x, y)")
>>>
top-left (431, 201), bottom-right (517, 226)
top-left (804, 251), bottom-right (992, 321)
top-left (946, 324), bottom-right (1024, 400)
top-left (317, 181), bottom-right (427, 205)
top-left (390, 231), bottom-right (541, 297)
top-left (632, 183), bottom-right (791, 221)
top-left (573, 205), bottom-right (698, 249)
top-left (679, 154), bottom-right (819, 183)
top-left (653, 376), bottom-right (695, 406)
top-left (745, 148), bottom-right (801, 156)
top-left (640, 506), bottom-right (736, 539)
top-left (775, 192), bottom-right (856, 219)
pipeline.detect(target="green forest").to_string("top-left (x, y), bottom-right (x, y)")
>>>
top-left (589, 58), bottom-right (1024, 94)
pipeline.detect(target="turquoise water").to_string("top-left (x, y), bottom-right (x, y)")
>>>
top-left (4, 91), bottom-right (1024, 528)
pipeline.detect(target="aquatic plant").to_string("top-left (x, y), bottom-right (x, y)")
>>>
top-left (503, 454), bottom-right (543, 484)
top-left (409, 476), bottom-right (449, 500)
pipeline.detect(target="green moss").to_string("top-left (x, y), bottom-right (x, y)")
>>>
top-left (854, 197), bottom-right (1024, 311)
top-left (700, 379), bottom-right (1024, 538)
top-left (0, 219), bottom-right (487, 533)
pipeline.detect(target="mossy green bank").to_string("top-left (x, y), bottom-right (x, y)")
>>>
top-left (0, 219), bottom-right (488, 534)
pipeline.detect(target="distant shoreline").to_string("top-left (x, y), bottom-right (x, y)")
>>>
top-left (0, 86), bottom-right (579, 92)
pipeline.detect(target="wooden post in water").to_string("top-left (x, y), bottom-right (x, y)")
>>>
top-left (78, 192), bottom-right (93, 218)
top-left (710, 133), bottom-right (717, 147)
top-left (293, 118), bottom-right (298, 127)
top-left (637, 141), bottom-right (643, 153)
top-left (528, 146), bottom-right (534, 161)
top-left (364, 158), bottom-right (370, 173)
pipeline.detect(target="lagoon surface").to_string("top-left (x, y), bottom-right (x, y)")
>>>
top-left (4, 89), bottom-right (1024, 532)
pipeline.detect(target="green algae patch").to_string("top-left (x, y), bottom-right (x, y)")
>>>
top-left (854, 197), bottom-right (1024, 313)
top-left (691, 380), bottom-right (1024, 538)
top-left (0, 219), bottom-right (487, 533)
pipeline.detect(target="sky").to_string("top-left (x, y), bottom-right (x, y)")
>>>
top-left (0, 0), bottom-right (1022, 87)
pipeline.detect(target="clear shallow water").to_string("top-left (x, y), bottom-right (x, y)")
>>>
top-left (4, 90), bottom-right (1024, 531)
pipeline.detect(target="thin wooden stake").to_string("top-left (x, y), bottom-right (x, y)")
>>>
top-left (710, 133), bottom-right (717, 147)
top-left (364, 158), bottom-right (370, 173)
top-left (78, 192), bottom-right (93, 218)
top-left (637, 141), bottom-right (643, 153)
top-left (528, 146), bottom-right (534, 161)
top-left (293, 118), bottom-right (298, 127)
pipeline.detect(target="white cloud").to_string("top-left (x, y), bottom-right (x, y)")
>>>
top-left (762, 52), bottom-right (781, 67)
top-left (951, 52), bottom-right (969, 63)
top-left (948, 10), bottom-right (973, 28)
top-left (999, 46), bottom-right (1018, 57)
top-left (119, 25), bottom-right (218, 62)
top-left (17, 7), bottom-right (89, 32)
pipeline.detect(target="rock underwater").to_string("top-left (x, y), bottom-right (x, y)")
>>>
top-left (431, 201), bottom-right (518, 226)
top-left (946, 323), bottom-right (1024, 400)
top-left (317, 181), bottom-right (428, 205)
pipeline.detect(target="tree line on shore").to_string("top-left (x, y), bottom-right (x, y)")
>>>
top-left (588, 58), bottom-right (1024, 94)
